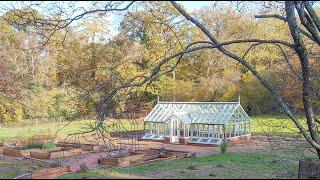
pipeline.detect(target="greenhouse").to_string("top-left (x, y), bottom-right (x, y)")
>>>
top-left (142, 100), bottom-right (251, 146)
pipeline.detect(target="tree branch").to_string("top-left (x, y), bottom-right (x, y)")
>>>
top-left (295, 2), bottom-right (320, 45)
top-left (304, 1), bottom-right (320, 32)
top-left (255, 14), bottom-right (286, 21)
top-left (285, 1), bottom-right (320, 150)
top-left (255, 13), bottom-right (317, 43)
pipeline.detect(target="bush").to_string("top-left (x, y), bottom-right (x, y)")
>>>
top-left (187, 165), bottom-right (197, 170)
top-left (79, 163), bottom-right (89, 172)
top-left (42, 141), bottom-right (56, 149)
top-left (219, 140), bottom-right (228, 154)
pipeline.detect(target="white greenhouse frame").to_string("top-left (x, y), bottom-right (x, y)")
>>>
top-left (142, 101), bottom-right (251, 145)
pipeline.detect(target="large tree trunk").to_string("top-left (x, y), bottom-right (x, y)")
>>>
top-left (285, 1), bottom-right (320, 159)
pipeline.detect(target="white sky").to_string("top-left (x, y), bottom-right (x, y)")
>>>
top-left (1, 1), bottom-right (320, 39)
top-left (107, 1), bottom-right (216, 38)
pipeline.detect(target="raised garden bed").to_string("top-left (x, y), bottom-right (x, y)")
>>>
top-left (99, 152), bottom-right (146, 167)
top-left (31, 166), bottom-right (71, 179)
top-left (15, 135), bottom-right (56, 147)
top-left (99, 149), bottom-right (192, 167)
top-left (56, 142), bottom-right (81, 148)
top-left (30, 148), bottom-right (82, 159)
top-left (2, 139), bottom-right (58, 158)
top-left (57, 142), bottom-right (106, 152)
top-left (15, 166), bottom-right (71, 179)
top-left (3, 147), bottom-right (40, 157)
top-left (3, 147), bottom-right (22, 157)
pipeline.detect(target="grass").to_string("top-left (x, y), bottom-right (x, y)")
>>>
top-left (42, 141), bottom-right (56, 149)
top-left (0, 119), bottom-right (144, 141)
top-left (250, 115), bottom-right (306, 137)
top-left (0, 115), bottom-right (314, 141)
top-left (0, 115), bottom-right (306, 141)
top-left (0, 158), bottom-right (47, 179)
top-left (58, 149), bottom-right (316, 179)
top-left (0, 115), bottom-right (316, 179)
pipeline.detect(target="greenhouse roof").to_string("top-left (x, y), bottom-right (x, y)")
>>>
top-left (144, 101), bottom-right (250, 124)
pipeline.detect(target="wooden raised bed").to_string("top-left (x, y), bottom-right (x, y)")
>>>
top-left (56, 142), bottom-right (81, 148)
top-left (57, 142), bottom-right (111, 152)
top-left (56, 142), bottom-right (105, 152)
top-left (29, 135), bottom-right (56, 143)
top-left (30, 148), bottom-right (82, 159)
top-left (31, 166), bottom-right (71, 179)
top-left (15, 138), bottom-right (29, 147)
top-left (130, 156), bottom-right (177, 166)
top-left (100, 149), bottom-right (192, 167)
top-left (149, 148), bottom-right (192, 157)
top-left (2, 147), bottom-right (39, 157)
top-left (99, 153), bottom-right (146, 167)
top-left (15, 135), bottom-right (56, 147)
top-left (3, 147), bottom-right (21, 157)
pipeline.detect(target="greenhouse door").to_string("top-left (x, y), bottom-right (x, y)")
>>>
top-left (170, 117), bottom-right (179, 144)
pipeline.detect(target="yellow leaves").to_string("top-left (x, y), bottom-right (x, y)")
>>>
top-left (0, 93), bottom-right (25, 123)
top-left (221, 83), bottom-right (238, 101)
top-left (30, 88), bottom-right (79, 119)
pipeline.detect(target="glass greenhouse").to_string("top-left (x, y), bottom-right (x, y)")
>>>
top-left (142, 101), bottom-right (251, 146)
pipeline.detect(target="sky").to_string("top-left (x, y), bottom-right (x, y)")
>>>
top-left (106, 1), bottom-right (216, 38)
top-left (0, 1), bottom-right (216, 39)
top-left (1, 1), bottom-right (319, 39)
top-left (180, 1), bottom-right (214, 11)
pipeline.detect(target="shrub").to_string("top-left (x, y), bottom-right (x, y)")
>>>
top-left (79, 163), bottom-right (89, 172)
top-left (42, 141), bottom-right (56, 149)
top-left (187, 165), bottom-right (197, 170)
top-left (219, 140), bottom-right (228, 154)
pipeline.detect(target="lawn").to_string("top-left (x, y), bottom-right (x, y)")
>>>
top-left (0, 115), bottom-right (316, 179)
top-left (58, 149), bottom-right (315, 179)
top-left (250, 115), bottom-right (305, 137)
top-left (0, 115), bottom-right (309, 141)
top-left (0, 157), bottom-right (49, 179)
top-left (0, 119), bottom-right (144, 141)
